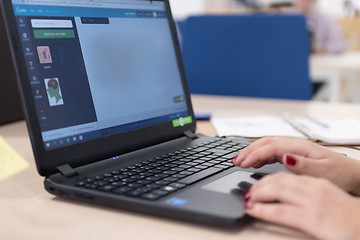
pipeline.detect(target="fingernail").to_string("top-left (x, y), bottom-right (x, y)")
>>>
top-left (244, 199), bottom-right (254, 210)
top-left (286, 154), bottom-right (297, 166)
top-left (232, 156), bottom-right (238, 164)
top-left (244, 190), bottom-right (251, 198)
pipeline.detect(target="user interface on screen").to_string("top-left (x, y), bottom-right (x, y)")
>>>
top-left (11, 0), bottom-right (190, 150)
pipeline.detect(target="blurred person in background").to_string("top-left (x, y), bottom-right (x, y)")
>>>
top-left (292, 0), bottom-right (347, 53)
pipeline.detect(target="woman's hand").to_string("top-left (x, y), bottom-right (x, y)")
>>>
top-left (233, 137), bottom-right (360, 195)
top-left (245, 172), bottom-right (360, 240)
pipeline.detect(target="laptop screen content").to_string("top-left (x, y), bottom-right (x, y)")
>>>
top-left (11, 0), bottom-right (190, 150)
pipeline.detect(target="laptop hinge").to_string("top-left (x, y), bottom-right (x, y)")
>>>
top-left (184, 131), bottom-right (198, 140)
top-left (57, 164), bottom-right (78, 178)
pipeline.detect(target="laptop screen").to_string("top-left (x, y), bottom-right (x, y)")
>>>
top-left (11, 0), bottom-right (191, 150)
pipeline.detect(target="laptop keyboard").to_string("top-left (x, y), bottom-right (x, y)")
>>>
top-left (76, 138), bottom-right (247, 201)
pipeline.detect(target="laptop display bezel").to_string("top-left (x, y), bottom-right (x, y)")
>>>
top-left (1, 0), bottom-right (196, 176)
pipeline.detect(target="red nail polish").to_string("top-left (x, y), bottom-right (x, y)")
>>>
top-left (232, 156), bottom-right (238, 164)
top-left (286, 155), bottom-right (297, 166)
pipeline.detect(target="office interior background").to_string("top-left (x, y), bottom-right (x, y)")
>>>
top-left (170, 0), bottom-right (360, 103)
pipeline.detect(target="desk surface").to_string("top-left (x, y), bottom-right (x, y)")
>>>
top-left (1, 95), bottom-right (360, 240)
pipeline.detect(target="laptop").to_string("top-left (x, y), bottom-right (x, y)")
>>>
top-left (0, 12), bottom-right (23, 125)
top-left (1, 0), bottom-right (282, 227)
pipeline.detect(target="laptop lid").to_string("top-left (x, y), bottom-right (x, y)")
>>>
top-left (1, 0), bottom-right (196, 176)
top-left (0, 13), bottom-right (23, 125)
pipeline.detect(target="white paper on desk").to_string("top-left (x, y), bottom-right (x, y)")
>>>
top-left (212, 116), bottom-right (306, 138)
top-left (286, 115), bottom-right (360, 144)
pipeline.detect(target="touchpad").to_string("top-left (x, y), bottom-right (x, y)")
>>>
top-left (201, 171), bottom-right (257, 194)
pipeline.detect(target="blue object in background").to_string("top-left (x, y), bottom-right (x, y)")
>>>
top-left (180, 14), bottom-right (312, 100)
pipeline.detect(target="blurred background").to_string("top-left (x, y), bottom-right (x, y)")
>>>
top-left (170, 0), bottom-right (360, 103)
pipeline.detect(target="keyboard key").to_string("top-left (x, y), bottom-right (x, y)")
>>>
top-left (150, 189), bottom-right (169, 197)
top-left (127, 183), bottom-right (143, 188)
top-left (141, 193), bottom-right (160, 201)
top-left (111, 181), bottom-right (127, 187)
top-left (137, 179), bottom-right (152, 185)
top-left (222, 152), bottom-right (240, 159)
top-left (163, 177), bottom-right (178, 182)
top-left (113, 186), bottom-right (132, 194)
top-left (179, 171), bottom-right (194, 176)
top-left (99, 185), bottom-right (118, 192)
top-left (155, 180), bottom-right (170, 186)
top-left (146, 176), bottom-right (161, 181)
top-left (160, 186), bottom-right (177, 192)
top-left (213, 164), bottom-right (232, 170)
top-left (169, 183), bottom-right (186, 189)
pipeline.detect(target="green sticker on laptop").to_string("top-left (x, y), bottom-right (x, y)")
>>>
top-left (172, 116), bottom-right (193, 127)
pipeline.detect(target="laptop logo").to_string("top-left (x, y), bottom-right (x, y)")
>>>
top-left (172, 116), bottom-right (193, 128)
top-left (166, 198), bottom-right (189, 206)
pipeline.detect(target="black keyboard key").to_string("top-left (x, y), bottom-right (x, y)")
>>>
top-left (131, 175), bottom-right (145, 180)
top-left (160, 186), bottom-right (177, 192)
top-left (76, 181), bottom-right (86, 187)
top-left (154, 173), bottom-right (169, 178)
top-left (170, 167), bottom-right (183, 172)
top-left (162, 170), bottom-right (177, 175)
top-left (178, 167), bottom-right (223, 185)
top-left (111, 181), bottom-right (127, 187)
top-left (193, 159), bottom-right (205, 164)
top-left (146, 183), bottom-right (161, 189)
top-left (194, 165), bottom-right (208, 170)
top-left (155, 180), bottom-right (170, 186)
top-left (213, 164), bottom-right (232, 170)
top-left (137, 179), bottom-right (152, 185)
top-left (192, 147), bottom-right (208, 152)
top-left (139, 172), bottom-right (153, 177)
top-left (163, 177), bottom-right (178, 182)
top-left (127, 190), bottom-right (143, 197)
top-left (221, 162), bottom-right (234, 167)
top-left (222, 152), bottom-right (240, 159)
top-left (207, 149), bottom-right (231, 155)
top-left (146, 176), bottom-right (161, 181)
top-left (141, 193), bottom-right (160, 201)
top-left (179, 171), bottom-right (194, 176)
top-left (209, 160), bottom-right (221, 164)
top-left (150, 189), bottom-right (169, 196)
top-left (127, 183), bottom-right (143, 188)
top-left (127, 187), bottom-right (152, 197)
top-left (85, 184), bottom-right (98, 189)
top-left (169, 183), bottom-right (187, 189)
top-left (121, 178), bottom-right (136, 183)
top-left (113, 186), bottom-right (132, 194)
top-left (99, 184), bottom-right (118, 192)
top-left (172, 174), bottom-right (186, 179)
top-left (148, 169), bottom-right (162, 174)
top-left (187, 167), bottom-right (202, 173)
top-left (93, 181), bottom-right (108, 186)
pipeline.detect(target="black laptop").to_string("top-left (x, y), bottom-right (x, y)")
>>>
top-left (0, 0), bottom-right (282, 226)
top-left (0, 11), bottom-right (23, 125)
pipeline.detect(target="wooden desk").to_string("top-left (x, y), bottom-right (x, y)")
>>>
top-left (1, 95), bottom-right (360, 240)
